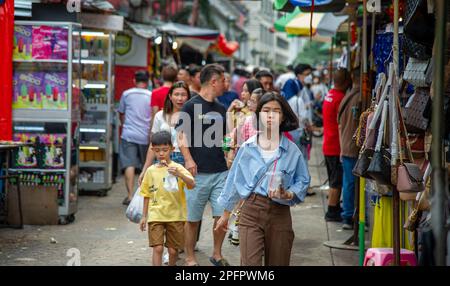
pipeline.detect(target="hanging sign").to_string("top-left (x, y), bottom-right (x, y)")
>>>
top-left (367, 0), bottom-right (382, 13)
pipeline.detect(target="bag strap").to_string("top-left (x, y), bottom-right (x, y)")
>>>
top-left (396, 95), bottom-right (415, 162)
top-left (375, 100), bottom-right (388, 152)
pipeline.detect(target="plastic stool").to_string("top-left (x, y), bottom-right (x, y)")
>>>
top-left (364, 248), bottom-right (417, 266)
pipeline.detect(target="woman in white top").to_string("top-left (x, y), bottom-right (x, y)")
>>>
top-left (138, 81), bottom-right (191, 185)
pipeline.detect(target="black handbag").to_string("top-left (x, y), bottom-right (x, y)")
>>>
top-left (401, 34), bottom-right (432, 60)
top-left (352, 148), bottom-right (374, 178)
top-left (366, 147), bottom-right (392, 185)
top-left (404, 0), bottom-right (435, 48)
top-left (365, 100), bottom-right (392, 185)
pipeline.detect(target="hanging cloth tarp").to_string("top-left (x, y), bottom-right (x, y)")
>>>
top-left (371, 196), bottom-right (414, 251)
top-left (316, 12), bottom-right (348, 37)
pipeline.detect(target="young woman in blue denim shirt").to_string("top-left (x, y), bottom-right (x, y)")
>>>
top-left (216, 92), bottom-right (311, 266)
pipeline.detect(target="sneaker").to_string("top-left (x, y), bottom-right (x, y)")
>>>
top-left (342, 223), bottom-right (353, 230)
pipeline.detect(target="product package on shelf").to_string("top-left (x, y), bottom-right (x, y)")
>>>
top-left (12, 71), bottom-right (43, 109)
top-left (40, 134), bottom-right (66, 169)
top-left (13, 25), bottom-right (32, 60)
top-left (12, 133), bottom-right (40, 169)
top-left (81, 36), bottom-right (108, 59)
top-left (42, 72), bottom-right (68, 110)
top-left (32, 26), bottom-right (68, 60)
top-left (12, 133), bottom-right (67, 169)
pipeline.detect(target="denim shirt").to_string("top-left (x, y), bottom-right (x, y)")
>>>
top-left (218, 134), bottom-right (311, 212)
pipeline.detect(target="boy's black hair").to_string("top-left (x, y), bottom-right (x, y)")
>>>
top-left (255, 92), bottom-right (299, 132)
top-left (150, 131), bottom-right (173, 146)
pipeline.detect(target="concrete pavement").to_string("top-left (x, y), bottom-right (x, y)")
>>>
top-left (0, 141), bottom-right (359, 266)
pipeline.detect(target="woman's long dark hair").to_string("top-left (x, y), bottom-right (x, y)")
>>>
top-left (255, 92), bottom-right (299, 132)
top-left (243, 79), bottom-right (263, 94)
top-left (163, 81), bottom-right (191, 120)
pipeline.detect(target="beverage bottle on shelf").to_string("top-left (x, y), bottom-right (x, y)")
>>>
top-left (97, 39), bottom-right (104, 57)
top-left (98, 65), bottom-right (104, 81)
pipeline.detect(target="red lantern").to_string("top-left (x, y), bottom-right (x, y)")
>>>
top-left (217, 34), bottom-right (239, 57)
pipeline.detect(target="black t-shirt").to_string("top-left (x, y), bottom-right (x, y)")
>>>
top-left (176, 94), bottom-right (228, 173)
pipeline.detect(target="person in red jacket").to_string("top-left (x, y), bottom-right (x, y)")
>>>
top-left (322, 69), bottom-right (352, 222)
top-left (151, 65), bottom-right (178, 113)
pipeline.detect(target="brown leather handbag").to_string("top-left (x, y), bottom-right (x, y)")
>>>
top-left (397, 163), bottom-right (424, 193)
top-left (396, 98), bottom-right (425, 193)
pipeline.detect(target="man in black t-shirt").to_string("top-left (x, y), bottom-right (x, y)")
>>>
top-left (176, 64), bottom-right (230, 266)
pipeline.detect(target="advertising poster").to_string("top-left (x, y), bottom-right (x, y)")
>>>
top-left (32, 25), bottom-right (68, 60)
top-left (40, 134), bottom-right (66, 169)
top-left (12, 133), bottom-right (40, 168)
top-left (42, 72), bottom-right (68, 110)
top-left (12, 71), bottom-right (43, 109)
top-left (13, 25), bottom-right (32, 60)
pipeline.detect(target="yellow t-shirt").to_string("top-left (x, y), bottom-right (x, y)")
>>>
top-left (140, 161), bottom-right (193, 222)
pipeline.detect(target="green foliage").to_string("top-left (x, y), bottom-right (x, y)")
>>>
top-left (295, 41), bottom-right (336, 66)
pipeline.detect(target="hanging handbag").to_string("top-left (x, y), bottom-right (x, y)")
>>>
top-left (397, 96), bottom-right (425, 193)
top-left (397, 163), bottom-right (424, 192)
top-left (404, 207), bottom-right (422, 232)
top-left (403, 58), bottom-right (432, 87)
top-left (366, 100), bottom-right (392, 185)
top-left (352, 148), bottom-right (374, 178)
top-left (353, 104), bottom-right (374, 148)
top-left (401, 34), bottom-right (432, 61)
top-left (403, 88), bottom-right (430, 133)
top-left (403, 0), bottom-right (435, 49)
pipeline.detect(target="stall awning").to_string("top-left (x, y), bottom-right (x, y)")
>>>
top-left (158, 22), bottom-right (219, 40)
top-left (126, 21), bottom-right (158, 39)
top-left (274, 8), bottom-right (347, 37)
top-left (316, 13), bottom-right (348, 37)
top-left (274, 0), bottom-right (333, 11)
top-left (81, 13), bottom-right (124, 32)
top-left (298, 0), bottom-right (347, 12)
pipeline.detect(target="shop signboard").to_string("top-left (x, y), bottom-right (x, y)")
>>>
top-left (115, 32), bottom-right (147, 67)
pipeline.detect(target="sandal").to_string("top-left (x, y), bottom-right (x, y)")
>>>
top-left (209, 257), bottom-right (230, 266)
top-left (184, 262), bottom-right (200, 266)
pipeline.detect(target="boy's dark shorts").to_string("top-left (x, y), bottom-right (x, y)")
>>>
top-left (324, 155), bottom-right (343, 189)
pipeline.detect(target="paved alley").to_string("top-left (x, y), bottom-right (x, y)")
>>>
top-left (0, 142), bottom-right (359, 266)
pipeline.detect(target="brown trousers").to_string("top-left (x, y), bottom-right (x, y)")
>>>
top-left (239, 193), bottom-right (294, 266)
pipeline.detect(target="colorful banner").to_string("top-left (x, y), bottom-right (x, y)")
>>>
top-left (0, 0), bottom-right (14, 140)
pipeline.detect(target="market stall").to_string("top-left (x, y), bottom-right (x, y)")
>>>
top-left (78, 13), bottom-right (123, 195)
top-left (9, 20), bottom-right (82, 225)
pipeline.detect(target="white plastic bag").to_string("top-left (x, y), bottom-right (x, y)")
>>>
top-left (126, 187), bottom-right (144, 223)
top-left (163, 173), bottom-right (179, 192)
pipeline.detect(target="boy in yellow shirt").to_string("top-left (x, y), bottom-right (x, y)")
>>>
top-left (139, 131), bottom-right (195, 266)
